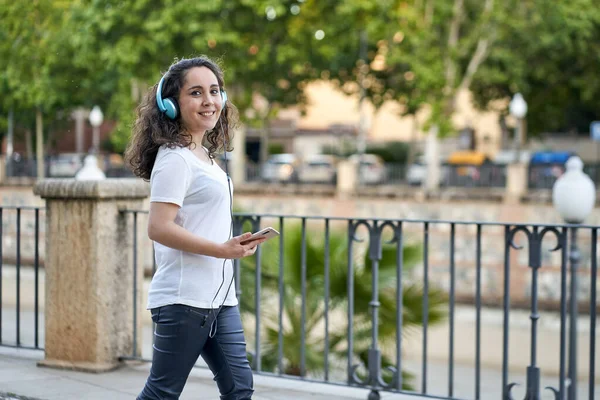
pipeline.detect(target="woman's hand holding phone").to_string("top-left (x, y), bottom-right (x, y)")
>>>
top-left (219, 232), bottom-right (266, 259)
top-left (218, 227), bottom-right (279, 259)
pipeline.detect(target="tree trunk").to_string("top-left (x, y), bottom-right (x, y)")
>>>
top-left (259, 114), bottom-right (271, 165)
top-left (499, 115), bottom-right (509, 149)
top-left (131, 78), bottom-right (141, 102)
top-left (73, 108), bottom-right (86, 154)
top-left (36, 108), bottom-right (44, 179)
top-left (424, 125), bottom-right (441, 191)
top-left (6, 108), bottom-right (14, 156)
top-left (25, 128), bottom-right (33, 160)
top-left (408, 114), bottom-right (420, 165)
top-left (424, 0), bottom-right (434, 26)
top-left (444, 0), bottom-right (464, 93)
top-left (6, 108), bottom-right (14, 177)
top-left (356, 30), bottom-right (369, 185)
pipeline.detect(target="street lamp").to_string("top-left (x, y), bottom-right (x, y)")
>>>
top-left (552, 156), bottom-right (596, 400)
top-left (88, 105), bottom-right (103, 154)
top-left (509, 93), bottom-right (527, 163)
top-left (77, 106), bottom-right (106, 180)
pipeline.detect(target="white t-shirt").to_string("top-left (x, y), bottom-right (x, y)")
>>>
top-left (147, 144), bottom-right (237, 309)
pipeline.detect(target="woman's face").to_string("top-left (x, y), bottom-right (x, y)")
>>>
top-left (178, 66), bottom-right (223, 134)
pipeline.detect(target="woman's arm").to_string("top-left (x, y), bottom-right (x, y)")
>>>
top-left (148, 201), bottom-right (263, 259)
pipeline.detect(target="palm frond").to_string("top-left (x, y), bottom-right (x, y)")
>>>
top-left (239, 223), bottom-right (447, 387)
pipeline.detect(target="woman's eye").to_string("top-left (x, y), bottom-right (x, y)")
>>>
top-left (191, 90), bottom-right (201, 96)
top-left (211, 89), bottom-right (219, 95)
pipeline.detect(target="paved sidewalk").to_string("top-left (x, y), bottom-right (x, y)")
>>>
top-left (0, 348), bottom-right (412, 400)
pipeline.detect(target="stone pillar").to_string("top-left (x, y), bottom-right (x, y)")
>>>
top-left (505, 163), bottom-right (528, 203)
top-left (33, 179), bottom-right (149, 372)
top-left (336, 160), bottom-right (357, 198)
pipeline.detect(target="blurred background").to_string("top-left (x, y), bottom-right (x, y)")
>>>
top-left (1, 0), bottom-right (599, 192)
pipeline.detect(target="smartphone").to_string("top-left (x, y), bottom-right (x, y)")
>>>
top-left (240, 227), bottom-right (280, 245)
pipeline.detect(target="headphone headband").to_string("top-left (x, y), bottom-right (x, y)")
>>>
top-left (156, 72), bottom-right (228, 120)
top-left (156, 75), bottom-right (167, 113)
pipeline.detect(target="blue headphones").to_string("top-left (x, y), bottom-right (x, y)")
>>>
top-left (156, 74), bottom-right (228, 120)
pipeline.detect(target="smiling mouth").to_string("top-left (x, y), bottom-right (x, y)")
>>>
top-left (199, 111), bottom-right (215, 117)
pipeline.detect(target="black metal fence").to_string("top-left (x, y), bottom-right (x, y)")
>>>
top-left (4, 155), bottom-right (134, 179)
top-left (1, 206), bottom-right (598, 399)
top-left (123, 211), bottom-right (598, 400)
top-left (442, 164), bottom-right (507, 188)
top-left (0, 206), bottom-right (44, 351)
top-left (5, 157), bottom-right (47, 178)
top-left (528, 162), bottom-right (600, 190)
top-left (242, 162), bottom-right (509, 188)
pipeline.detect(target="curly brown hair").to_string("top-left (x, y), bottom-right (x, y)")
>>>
top-left (125, 56), bottom-right (238, 180)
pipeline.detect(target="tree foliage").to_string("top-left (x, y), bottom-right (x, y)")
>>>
top-left (1, 0), bottom-right (599, 153)
top-left (470, 0), bottom-right (600, 134)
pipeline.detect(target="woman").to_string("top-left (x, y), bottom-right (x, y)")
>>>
top-left (126, 56), bottom-right (264, 400)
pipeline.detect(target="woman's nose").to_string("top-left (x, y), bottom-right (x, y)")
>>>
top-left (202, 94), bottom-right (214, 106)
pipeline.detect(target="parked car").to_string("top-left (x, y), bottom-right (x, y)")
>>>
top-left (298, 154), bottom-right (338, 184)
top-left (528, 151), bottom-right (575, 189)
top-left (261, 153), bottom-right (299, 183)
top-left (493, 150), bottom-right (531, 165)
top-left (529, 150), bottom-right (575, 165)
top-left (405, 156), bottom-right (449, 186)
top-left (444, 151), bottom-right (491, 184)
top-left (348, 154), bottom-right (387, 184)
top-left (48, 153), bottom-right (84, 177)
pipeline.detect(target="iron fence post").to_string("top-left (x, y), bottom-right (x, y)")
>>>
top-left (567, 226), bottom-right (580, 400)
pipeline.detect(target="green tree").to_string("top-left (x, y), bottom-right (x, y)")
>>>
top-left (0, 0), bottom-right (111, 162)
top-left (469, 0), bottom-right (600, 136)
top-left (289, 0), bottom-right (508, 175)
top-left (62, 0), bottom-right (322, 154)
top-left (0, 0), bottom-right (76, 174)
top-left (239, 222), bottom-right (445, 389)
top-left (4, 0), bottom-right (597, 159)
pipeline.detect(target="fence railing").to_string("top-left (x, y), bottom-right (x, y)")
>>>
top-left (242, 162), bottom-right (510, 188)
top-left (442, 164), bottom-right (507, 188)
top-left (528, 162), bottom-right (600, 190)
top-left (3, 155), bottom-right (134, 179)
top-left (0, 206), bottom-right (44, 351)
top-left (1, 205), bottom-right (598, 399)
top-left (122, 210), bottom-right (598, 400)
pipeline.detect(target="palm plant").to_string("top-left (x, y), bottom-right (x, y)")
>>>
top-left (239, 222), bottom-right (446, 389)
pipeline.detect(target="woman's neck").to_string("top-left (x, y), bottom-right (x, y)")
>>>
top-left (189, 131), bottom-right (205, 146)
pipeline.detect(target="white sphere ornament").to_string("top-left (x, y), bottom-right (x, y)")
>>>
top-left (75, 155), bottom-right (106, 181)
top-left (89, 106), bottom-right (104, 127)
top-left (509, 93), bottom-right (528, 119)
top-left (552, 156), bottom-right (596, 223)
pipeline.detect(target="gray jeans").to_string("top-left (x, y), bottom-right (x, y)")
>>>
top-left (137, 304), bottom-right (254, 400)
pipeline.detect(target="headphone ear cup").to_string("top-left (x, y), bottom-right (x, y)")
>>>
top-left (162, 97), bottom-right (179, 119)
top-left (221, 91), bottom-right (228, 111)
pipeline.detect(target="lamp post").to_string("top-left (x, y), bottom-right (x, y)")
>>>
top-left (88, 105), bottom-right (103, 154)
top-left (552, 156), bottom-right (596, 400)
top-left (509, 93), bottom-right (527, 163)
top-left (77, 106), bottom-right (106, 180)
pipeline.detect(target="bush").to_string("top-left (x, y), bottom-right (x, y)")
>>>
top-left (366, 141), bottom-right (411, 164)
top-left (322, 141), bottom-right (411, 164)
